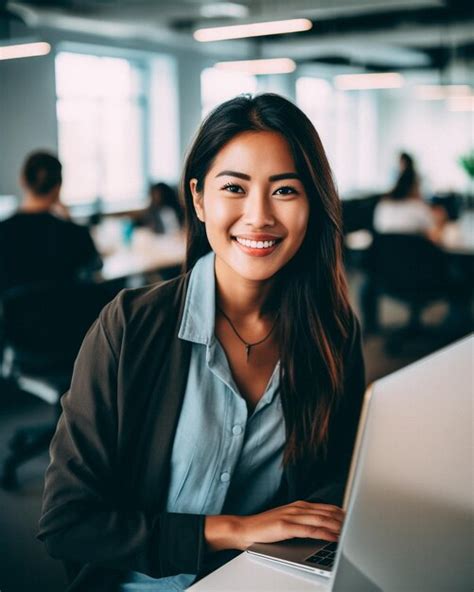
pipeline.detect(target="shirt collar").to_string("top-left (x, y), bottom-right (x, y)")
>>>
top-left (178, 251), bottom-right (216, 345)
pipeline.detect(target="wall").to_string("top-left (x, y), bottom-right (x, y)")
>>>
top-left (177, 52), bottom-right (212, 162)
top-left (0, 52), bottom-right (58, 196)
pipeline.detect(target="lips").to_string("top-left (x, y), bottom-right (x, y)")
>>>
top-left (236, 237), bottom-right (278, 249)
top-left (231, 234), bottom-right (283, 257)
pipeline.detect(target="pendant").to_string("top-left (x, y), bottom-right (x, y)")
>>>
top-left (245, 344), bottom-right (251, 362)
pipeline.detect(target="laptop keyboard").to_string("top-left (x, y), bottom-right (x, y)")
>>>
top-left (305, 542), bottom-right (338, 569)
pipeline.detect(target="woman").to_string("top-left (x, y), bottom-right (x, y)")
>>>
top-left (373, 152), bottom-right (444, 241)
top-left (0, 151), bottom-right (101, 292)
top-left (363, 152), bottom-right (448, 333)
top-left (141, 182), bottom-right (183, 234)
top-left (38, 94), bottom-right (365, 591)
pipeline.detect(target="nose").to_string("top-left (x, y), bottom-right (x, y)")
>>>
top-left (243, 187), bottom-right (275, 228)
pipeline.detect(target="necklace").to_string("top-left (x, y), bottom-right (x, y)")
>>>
top-left (217, 305), bottom-right (278, 362)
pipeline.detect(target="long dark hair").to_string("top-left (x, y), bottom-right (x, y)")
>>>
top-left (390, 152), bottom-right (417, 200)
top-left (149, 182), bottom-right (184, 225)
top-left (181, 93), bottom-right (352, 465)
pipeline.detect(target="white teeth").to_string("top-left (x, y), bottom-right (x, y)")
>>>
top-left (235, 237), bottom-right (277, 249)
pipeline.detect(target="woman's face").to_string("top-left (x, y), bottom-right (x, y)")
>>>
top-left (190, 130), bottom-right (310, 283)
top-left (150, 188), bottom-right (163, 207)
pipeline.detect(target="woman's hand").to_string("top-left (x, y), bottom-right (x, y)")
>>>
top-left (204, 501), bottom-right (344, 552)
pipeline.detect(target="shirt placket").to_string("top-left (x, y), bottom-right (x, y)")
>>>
top-left (206, 341), bottom-right (248, 510)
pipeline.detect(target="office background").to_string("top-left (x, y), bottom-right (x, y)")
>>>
top-left (0, 1), bottom-right (472, 590)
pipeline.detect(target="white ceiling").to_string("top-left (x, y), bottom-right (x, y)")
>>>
top-left (4, 0), bottom-right (474, 72)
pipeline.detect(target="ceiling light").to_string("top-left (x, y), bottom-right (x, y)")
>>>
top-left (194, 18), bottom-right (312, 42)
top-left (215, 58), bottom-right (296, 75)
top-left (447, 96), bottom-right (474, 112)
top-left (415, 84), bottom-right (471, 100)
top-left (334, 72), bottom-right (404, 91)
top-left (415, 85), bottom-right (446, 100)
top-left (0, 41), bottom-right (51, 61)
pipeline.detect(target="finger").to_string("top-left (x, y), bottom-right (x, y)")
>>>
top-left (290, 503), bottom-right (345, 519)
top-left (286, 506), bottom-right (344, 519)
top-left (281, 521), bottom-right (340, 542)
top-left (292, 501), bottom-right (345, 514)
top-left (283, 514), bottom-right (342, 534)
top-left (288, 513), bottom-right (343, 534)
top-left (285, 511), bottom-right (344, 530)
top-left (307, 511), bottom-right (345, 526)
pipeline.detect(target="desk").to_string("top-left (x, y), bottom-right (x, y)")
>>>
top-left (344, 210), bottom-right (474, 256)
top-left (92, 224), bottom-right (186, 281)
top-left (187, 553), bottom-right (331, 592)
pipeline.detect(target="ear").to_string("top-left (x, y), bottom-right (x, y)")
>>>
top-left (189, 178), bottom-right (205, 222)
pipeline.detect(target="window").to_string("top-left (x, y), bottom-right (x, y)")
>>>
top-left (148, 57), bottom-right (179, 185)
top-left (56, 51), bottom-right (147, 207)
top-left (296, 77), bottom-right (378, 195)
top-left (201, 67), bottom-right (258, 117)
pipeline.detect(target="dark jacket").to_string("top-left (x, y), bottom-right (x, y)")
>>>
top-left (38, 271), bottom-right (366, 591)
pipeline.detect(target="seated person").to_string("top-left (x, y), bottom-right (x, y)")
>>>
top-left (373, 152), bottom-right (446, 242)
top-left (0, 151), bottom-right (102, 292)
top-left (362, 153), bottom-right (450, 334)
top-left (139, 182), bottom-right (183, 234)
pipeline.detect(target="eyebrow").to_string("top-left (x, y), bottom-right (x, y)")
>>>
top-left (215, 170), bottom-right (301, 182)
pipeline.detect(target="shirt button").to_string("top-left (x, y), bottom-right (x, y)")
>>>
top-left (232, 425), bottom-right (243, 436)
top-left (220, 472), bottom-right (230, 483)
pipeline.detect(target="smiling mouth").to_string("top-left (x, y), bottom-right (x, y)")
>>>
top-left (231, 235), bottom-right (283, 255)
top-left (232, 236), bottom-right (283, 248)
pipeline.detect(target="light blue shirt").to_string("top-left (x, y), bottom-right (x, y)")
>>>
top-left (119, 252), bottom-right (285, 591)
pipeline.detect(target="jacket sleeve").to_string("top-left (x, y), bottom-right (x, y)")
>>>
top-left (37, 296), bottom-right (206, 578)
top-left (306, 315), bottom-right (366, 507)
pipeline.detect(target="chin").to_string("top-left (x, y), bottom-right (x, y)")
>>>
top-left (227, 255), bottom-right (286, 283)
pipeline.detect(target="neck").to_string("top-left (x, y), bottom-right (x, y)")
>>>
top-left (21, 193), bottom-right (54, 213)
top-left (214, 255), bottom-right (277, 321)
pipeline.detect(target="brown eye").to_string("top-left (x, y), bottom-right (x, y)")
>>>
top-left (274, 186), bottom-right (298, 196)
top-left (222, 183), bottom-right (244, 194)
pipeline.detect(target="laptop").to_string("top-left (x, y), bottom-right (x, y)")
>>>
top-left (247, 335), bottom-right (473, 591)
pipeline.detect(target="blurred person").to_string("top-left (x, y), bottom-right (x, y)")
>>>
top-left (139, 181), bottom-right (183, 234)
top-left (373, 152), bottom-right (446, 242)
top-left (361, 153), bottom-right (462, 334)
top-left (0, 151), bottom-right (102, 292)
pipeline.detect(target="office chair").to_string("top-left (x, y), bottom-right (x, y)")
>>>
top-left (0, 280), bottom-right (121, 488)
top-left (360, 233), bottom-right (453, 353)
top-left (341, 194), bottom-right (381, 272)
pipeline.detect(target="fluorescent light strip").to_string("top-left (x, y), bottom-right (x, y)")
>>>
top-left (215, 58), bottom-right (296, 75)
top-left (448, 96), bottom-right (474, 112)
top-left (0, 42), bottom-right (51, 61)
top-left (415, 84), bottom-right (472, 100)
top-left (335, 72), bottom-right (404, 91)
top-left (194, 18), bottom-right (312, 42)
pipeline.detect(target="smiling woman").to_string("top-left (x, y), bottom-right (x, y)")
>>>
top-left (38, 93), bottom-right (365, 592)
